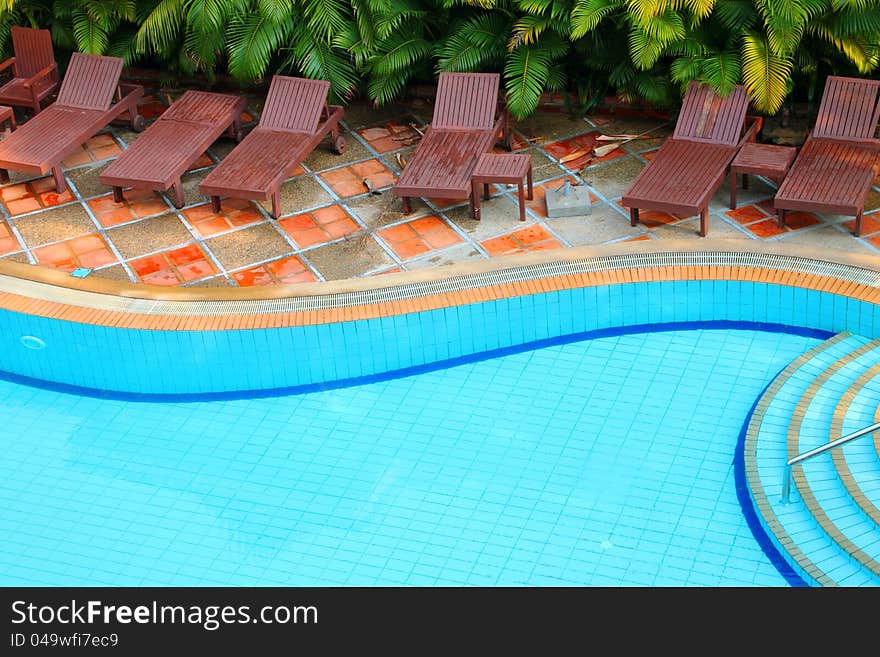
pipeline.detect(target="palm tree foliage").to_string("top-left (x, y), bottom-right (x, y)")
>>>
top-left (0, 0), bottom-right (877, 117)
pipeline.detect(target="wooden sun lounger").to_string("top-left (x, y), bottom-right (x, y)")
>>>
top-left (393, 72), bottom-right (510, 214)
top-left (199, 75), bottom-right (345, 218)
top-left (100, 90), bottom-right (246, 208)
top-left (774, 76), bottom-right (880, 236)
top-left (621, 81), bottom-right (758, 236)
top-left (0, 26), bottom-right (59, 115)
top-left (0, 52), bottom-right (143, 193)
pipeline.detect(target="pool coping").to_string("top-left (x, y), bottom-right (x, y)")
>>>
top-left (4, 240), bottom-right (880, 328)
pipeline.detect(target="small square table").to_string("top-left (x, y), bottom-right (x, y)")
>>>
top-left (729, 142), bottom-right (797, 215)
top-left (471, 153), bottom-right (533, 222)
top-left (0, 105), bottom-right (16, 133)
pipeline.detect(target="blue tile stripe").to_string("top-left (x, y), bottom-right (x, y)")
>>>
top-left (734, 374), bottom-right (810, 588)
top-left (0, 320), bottom-right (833, 402)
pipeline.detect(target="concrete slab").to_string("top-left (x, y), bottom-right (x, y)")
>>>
top-left (306, 234), bottom-right (395, 280)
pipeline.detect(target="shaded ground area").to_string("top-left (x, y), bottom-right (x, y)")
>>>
top-left (1, 87), bottom-right (878, 287)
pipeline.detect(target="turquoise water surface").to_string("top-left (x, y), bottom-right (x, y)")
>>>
top-left (0, 327), bottom-right (820, 586)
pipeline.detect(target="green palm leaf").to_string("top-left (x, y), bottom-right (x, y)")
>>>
top-left (570, 0), bottom-right (623, 39)
top-left (741, 31), bottom-right (792, 113)
top-left (701, 50), bottom-right (741, 95)
top-left (135, 0), bottom-right (184, 55)
top-left (227, 11), bottom-right (287, 80)
top-left (72, 7), bottom-right (109, 53)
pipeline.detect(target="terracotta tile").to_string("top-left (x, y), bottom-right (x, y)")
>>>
top-left (5, 196), bottom-right (41, 215)
top-left (783, 211), bottom-right (820, 230)
top-left (167, 244), bottom-right (205, 266)
top-left (312, 204), bottom-right (348, 224)
top-left (865, 233), bottom-right (880, 249)
top-left (37, 189), bottom-right (76, 207)
top-left (845, 214), bottom-right (880, 235)
top-left (747, 218), bottom-right (786, 238)
top-left (0, 234), bottom-right (19, 254)
top-left (177, 259), bottom-right (215, 281)
top-left (0, 183), bottom-right (31, 201)
top-left (29, 177), bottom-right (58, 193)
top-left (130, 254), bottom-right (167, 277)
top-left (288, 226), bottom-right (327, 248)
top-left (138, 101), bottom-right (166, 119)
top-left (140, 269), bottom-right (180, 286)
top-left (393, 238), bottom-right (431, 259)
top-left (528, 240), bottom-right (564, 251)
top-left (186, 153), bottom-right (214, 171)
top-left (512, 224), bottom-right (553, 246)
top-left (232, 266), bottom-right (275, 287)
top-left (69, 234), bottom-right (106, 254)
top-left (726, 205), bottom-right (767, 224)
top-left (87, 134), bottom-right (117, 148)
top-left (32, 242), bottom-right (72, 265)
top-left (90, 144), bottom-right (123, 160)
top-left (624, 234), bottom-right (651, 242)
top-left (45, 257), bottom-right (78, 272)
top-left (481, 234), bottom-right (522, 256)
top-left (280, 269), bottom-right (319, 284)
top-left (77, 247), bottom-right (116, 269)
top-left (62, 148), bottom-right (92, 168)
top-left (379, 223), bottom-right (418, 244)
top-left (370, 266), bottom-right (403, 276)
top-left (267, 256), bottom-right (308, 279)
top-left (409, 216), bottom-right (462, 249)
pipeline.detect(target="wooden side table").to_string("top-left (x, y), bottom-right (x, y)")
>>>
top-left (0, 105), bottom-right (16, 133)
top-left (729, 142), bottom-right (797, 222)
top-left (471, 153), bottom-right (533, 222)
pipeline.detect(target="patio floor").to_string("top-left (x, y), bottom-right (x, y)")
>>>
top-left (1, 87), bottom-right (879, 287)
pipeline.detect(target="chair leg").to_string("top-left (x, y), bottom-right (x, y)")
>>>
top-left (526, 168), bottom-right (533, 200)
top-left (855, 209), bottom-right (863, 237)
top-left (271, 191), bottom-right (281, 219)
top-left (471, 181), bottom-right (480, 221)
top-left (630, 207), bottom-right (639, 227)
top-left (518, 182), bottom-right (525, 222)
top-left (401, 197), bottom-right (411, 214)
top-left (742, 173), bottom-right (749, 190)
top-left (777, 208), bottom-right (786, 229)
top-left (171, 180), bottom-right (184, 208)
top-left (483, 183), bottom-right (490, 200)
top-left (211, 196), bottom-right (221, 213)
top-left (0, 169), bottom-right (8, 183)
top-left (699, 208), bottom-right (708, 237)
top-left (51, 166), bottom-right (66, 194)
top-left (729, 171), bottom-right (737, 209)
top-left (112, 186), bottom-right (124, 203)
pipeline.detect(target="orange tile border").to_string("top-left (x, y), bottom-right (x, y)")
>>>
top-left (3, 241), bottom-right (880, 330)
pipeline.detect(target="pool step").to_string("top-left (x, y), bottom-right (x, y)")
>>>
top-left (745, 331), bottom-right (880, 586)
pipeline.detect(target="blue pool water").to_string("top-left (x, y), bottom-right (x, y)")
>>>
top-left (0, 327), bottom-right (821, 586)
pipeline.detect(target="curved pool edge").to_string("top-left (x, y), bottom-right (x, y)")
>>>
top-left (3, 239), bottom-right (880, 395)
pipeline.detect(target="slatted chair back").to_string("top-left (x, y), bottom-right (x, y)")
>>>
top-left (673, 81), bottom-right (750, 146)
top-left (259, 76), bottom-right (329, 133)
top-left (10, 26), bottom-right (55, 79)
top-left (54, 53), bottom-right (122, 111)
top-left (812, 75), bottom-right (880, 141)
top-left (431, 72), bottom-right (499, 131)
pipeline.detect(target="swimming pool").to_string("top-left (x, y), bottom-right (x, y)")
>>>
top-left (2, 243), bottom-right (879, 586)
top-left (0, 326), bottom-right (821, 586)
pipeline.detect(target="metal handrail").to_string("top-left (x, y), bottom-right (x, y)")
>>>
top-left (781, 422), bottom-right (880, 503)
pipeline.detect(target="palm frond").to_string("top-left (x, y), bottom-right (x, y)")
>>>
top-left (570, 0), bottom-right (623, 39)
top-left (741, 30), bottom-right (792, 113)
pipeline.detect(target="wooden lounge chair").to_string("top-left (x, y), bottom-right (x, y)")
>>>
top-left (199, 75), bottom-right (345, 218)
top-left (0, 52), bottom-right (143, 193)
top-left (774, 76), bottom-right (880, 236)
top-left (0, 26), bottom-right (59, 115)
top-left (100, 90), bottom-right (246, 208)
top-left (393, 72), bottom-right (510, 214)
top-left (621, 81), bottom-right (758, 236)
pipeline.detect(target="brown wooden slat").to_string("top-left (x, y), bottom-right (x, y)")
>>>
top-left (55, 53), bottom-right (122, 111)
top-left (259, 76), bottom-right (330, 132)
top-left (10, 26), bottom-right (54, 78)
top-left (394, 130), bottom-right (497, 196)
top-left (673, 82), bottom-right (749, 146)
top-left (100, 90), bottom-right (245, 191)
top-left (198, 76), bottom-right (340, 204)
top-left (813, 76), bottom-right (880, 140)
top-left (0, 106), bottom-right (102, 170)
top-left (200, 129), bottom-right (312, 197)
top-left (431, 72), bottom-right (499, 130)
